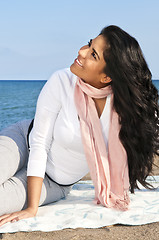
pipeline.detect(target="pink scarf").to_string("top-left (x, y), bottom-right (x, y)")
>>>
top-left (74, 78), bottom-right (130, 211)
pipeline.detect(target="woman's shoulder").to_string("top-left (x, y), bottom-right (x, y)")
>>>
top-left (44, 68), bottom-right (77, 98)
top-left (48, 68), bottom-right (77, 87)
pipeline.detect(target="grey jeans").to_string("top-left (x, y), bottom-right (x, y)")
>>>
top-left (0, 120), bottom-right (71, 215)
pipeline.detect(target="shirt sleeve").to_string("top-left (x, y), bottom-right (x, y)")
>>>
top-left (27, 71), bottom-right (62, 178)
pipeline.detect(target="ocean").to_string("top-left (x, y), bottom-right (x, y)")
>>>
top-left (0, 80), bottom-right (159, 131)
top-left (0, 80), bottom-right (46, 130)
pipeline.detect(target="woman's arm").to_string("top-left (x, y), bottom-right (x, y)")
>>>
top-left (27, 71), bottom-right (61, 179)
top-left (27, 176), bottom-right (43, 214)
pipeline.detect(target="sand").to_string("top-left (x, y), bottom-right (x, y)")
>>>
top-left (1, 156), bottom-right (159, 240)
top-left (1, 223), bottom-right (159, 240)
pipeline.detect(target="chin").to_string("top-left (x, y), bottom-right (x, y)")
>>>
top-left (70, 63), bottom-right (77, 73)
top-left (70, 64), bottom-right (80, 78)
top-left (70, 64), bottom-right (74, 73)
top-left (70, 63), bottom-right (87, 83)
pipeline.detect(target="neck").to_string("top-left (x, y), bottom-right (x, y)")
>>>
top-left (77, 78), bottom-right (112, 98)
top-left (81, 79), bottom-right (111, 89)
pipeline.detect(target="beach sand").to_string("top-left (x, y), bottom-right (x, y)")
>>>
top-left (1, 156), bottom-right (159, 240)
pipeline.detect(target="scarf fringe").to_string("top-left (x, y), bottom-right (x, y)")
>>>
top-left (94, 190), bottom-right (130, 211)
top-left (112, 190), bottom-right (130, 211)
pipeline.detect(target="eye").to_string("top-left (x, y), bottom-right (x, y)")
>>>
top-left (91, 51), bottom-right (96, 59)
top-left (88, 40), bottom-right (96, 59)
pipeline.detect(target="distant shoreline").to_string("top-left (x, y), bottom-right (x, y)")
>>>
top-left (0, 79), bottom-right (158, 81)
top-left (0, 80), bottom-right (47, 82)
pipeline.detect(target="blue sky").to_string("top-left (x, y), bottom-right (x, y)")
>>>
top-left (0, 0), bottom-right (158, 80)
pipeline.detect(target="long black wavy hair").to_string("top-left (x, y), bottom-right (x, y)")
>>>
top-left (100, 25), bottom-right (159, 193)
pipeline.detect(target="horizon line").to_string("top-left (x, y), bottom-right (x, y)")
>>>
top-left (0, 79), bottom-right (159, 81)
top-left (0, 79), bottom-right (47, 81)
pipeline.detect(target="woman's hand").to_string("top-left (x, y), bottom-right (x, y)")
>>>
top-left (0, 207), bottom-right (36, 227)
top-left (0, 177), bottom-right (43, 227)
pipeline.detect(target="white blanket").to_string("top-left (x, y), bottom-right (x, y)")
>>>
top-left (0, 176), bottom-right (159, 233)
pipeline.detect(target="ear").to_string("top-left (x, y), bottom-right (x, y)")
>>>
top-left (100, 75), bottom-right (112, 84)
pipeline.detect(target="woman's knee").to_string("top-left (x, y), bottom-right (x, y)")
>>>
top-left (0, 120), bottom-right (30, 180)
top-left (0, 136), bottom-right (20, 185)
top-left (0, 168), bottom-right (27, 215)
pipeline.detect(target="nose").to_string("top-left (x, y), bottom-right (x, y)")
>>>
top-left (78, 45), bottom-right (89, 58)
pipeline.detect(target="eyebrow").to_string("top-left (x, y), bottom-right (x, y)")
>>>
top-left (90, 39), bottom-right (100, 60)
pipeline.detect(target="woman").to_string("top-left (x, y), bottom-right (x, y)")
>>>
top-left (0, 25), bottom-right (158, 226)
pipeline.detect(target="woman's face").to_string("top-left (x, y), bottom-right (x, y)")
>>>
top-left (70, 35), bottom-right (108, 88)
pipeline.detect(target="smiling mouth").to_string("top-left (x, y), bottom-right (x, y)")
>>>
top-left (75, 58), bottom-right (83, 67)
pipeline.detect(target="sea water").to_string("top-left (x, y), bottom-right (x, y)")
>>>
top-left (0, 80), bottom-right (46, 130)
top-left (0, 80), bottom-right (159, 131)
